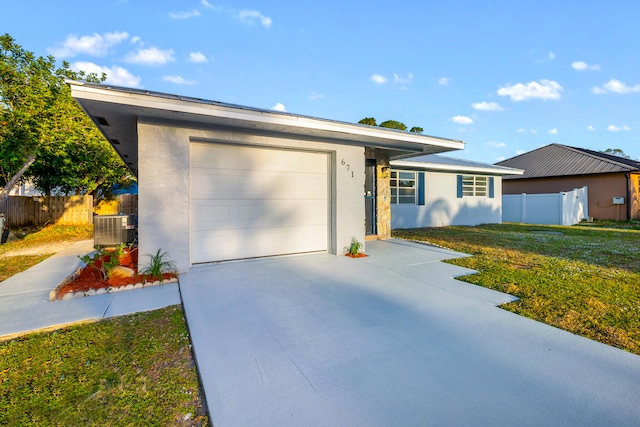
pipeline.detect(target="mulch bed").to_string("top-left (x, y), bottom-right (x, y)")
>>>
top-left (345, 253), bottom-right (368, 258)
top-left (55, 247), bottom-right (177, 300)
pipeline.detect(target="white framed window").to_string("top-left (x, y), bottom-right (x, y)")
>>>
top-left (462, 175), bottom-right (488, 197)
top-left (391, 171), bottom-right (416, 204)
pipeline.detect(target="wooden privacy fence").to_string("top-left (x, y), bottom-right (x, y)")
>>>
top-left (0, 196), bottom-right (93, 227)
top-left (0, 195), bottom-right (138, 227)
top-left (94, 194), bottom-right (138, 215)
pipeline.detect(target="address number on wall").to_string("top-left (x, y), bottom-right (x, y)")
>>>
top-left (340, 159), bottom-right (354, 177)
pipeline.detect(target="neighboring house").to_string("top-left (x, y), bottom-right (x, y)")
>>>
top-left (496, 144), bottom-right (640, 221)
top-left (389, 155), bottom-right (523, 228)
top-left (69, 81), bottom-right (466, 272)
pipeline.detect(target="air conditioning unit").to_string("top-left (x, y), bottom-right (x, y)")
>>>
top-left (94, 214), bottom-right (137, 247)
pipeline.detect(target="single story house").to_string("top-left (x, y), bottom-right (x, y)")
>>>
top-left (496, 144), bottom-right (640, 221)
top-left (69, 81), bottom-right (466, 272)
top-left (389, 155), bottom-right (523, 228)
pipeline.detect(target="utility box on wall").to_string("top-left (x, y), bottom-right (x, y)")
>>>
top-left (613, 197), bottom-right (625, 205)
top-left (94, 214), bottom-right (137, 247)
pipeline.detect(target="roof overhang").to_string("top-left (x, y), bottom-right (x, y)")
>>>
top-left (391, 158), bottom-right (524, 176)
top-left (68, 80), bottom-right (465, 176)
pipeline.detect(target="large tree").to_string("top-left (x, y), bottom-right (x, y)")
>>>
top-left (600, 148), bottom-right (632, 160)
top-left (0, 34), bottom-right (132, 202)
top-left (358, 117), bottom-right (423, 134)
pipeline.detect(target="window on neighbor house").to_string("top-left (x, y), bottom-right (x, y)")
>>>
top-left (391, 171), bottom-right (416, 204)
top-left (460, 175), bottom-right (489, 197)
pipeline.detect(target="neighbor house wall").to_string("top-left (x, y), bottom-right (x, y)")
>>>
top-left (137, 120), bottom-right (365, 272)
top-left (502, 173), bottom-right (635, 220)
top-left (391, 170), bottom-right (502, 229)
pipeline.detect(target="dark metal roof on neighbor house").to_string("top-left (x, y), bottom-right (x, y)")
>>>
top-left (496, 144), bottom-right (640, 180)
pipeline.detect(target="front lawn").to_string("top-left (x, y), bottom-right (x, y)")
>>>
top-left (0, 305), bottom-right (208, 426)
top-left (0, 224), bottom-right (93, 282)
top-left (394, 222), bottom-right (640, 354)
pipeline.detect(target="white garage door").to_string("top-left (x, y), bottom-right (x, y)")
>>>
top-left (190, 142), bottom-right (329, 263)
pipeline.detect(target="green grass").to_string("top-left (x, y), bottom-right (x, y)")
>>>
top-left (394, 222), bottom-right (640, 354)
top-left (0, 305), bottom-right (208, 426)
top-left (0, 224), bottom-right (93, 281)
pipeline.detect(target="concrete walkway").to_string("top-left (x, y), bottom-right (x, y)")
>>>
top-left (0, 240), bottom-right (180, 340)
top-left (180, 239), bottom-right (640, 427)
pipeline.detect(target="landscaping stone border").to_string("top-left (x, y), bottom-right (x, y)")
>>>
top-left (50, 271), bottom-right (179, 301)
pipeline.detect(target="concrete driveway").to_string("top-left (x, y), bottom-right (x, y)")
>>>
top-left (180, 239), bottom-right (640, 427)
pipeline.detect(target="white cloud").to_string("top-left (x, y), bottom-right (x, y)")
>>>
top-left (516, 128), bottom-right (527, 133)
top-left (272, 102), bottom-right (286, 112)
top-left (607, 125), bottom-right (630, 132)
top-left (496, 156), bottom-right (505, 161)
top-left (130, 36), bottom-right (142, 45)
top-left (592, 79), bottom-right (640, 94)
top-left (548, 52), bottom-right (556, 60)
top-left (604, 79), bottom-right (640, 94)
top-left (201, 0), bottom-right (217, 9)
top-left (572, 61), bottom-right (600, 71)
top-left (239, 9), bottom-right (272, 28)
top-left (548, 128), bottom-right (558, 135)
top-left (189, 52), bottom-right (208, 63)
top-left (486, 141), bottom-right (506, 148)
top-left (70, 61), bottom-right (141, 87)
top-left (497, 79), bottom-right (563, 101)
top-left (169, 9), bottom-right (200, 19)
top-left (452, 115), bottom-right (473, 125)
top-left (531, 129), bottom-right (538, 134)
top-left (587, 125), bottom-right (595, 131)
top-left (371, 74), bottom-right (387, 84)
top-left (309, 91), bottom-right (324, 100)
top-left (162, 75), bottom-right (197, 85)
top-left (516, 149), bottom-right (525, 155)
top-left (125, 47), bottom-right (175, 65)
top-left (438, 77), bottom-right (450, 85)
top-left (393, 73), bottom-right (413, 84)
top-left (472, 101), bottom-right (503, 111)
top-left (49, 31), bottom-right (129, 58)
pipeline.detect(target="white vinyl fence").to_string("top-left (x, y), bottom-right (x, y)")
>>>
top-left (502, 186), bottom-right (588, 226)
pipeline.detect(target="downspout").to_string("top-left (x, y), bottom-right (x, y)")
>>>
top-left (625, 173), bottom-right (631, 220)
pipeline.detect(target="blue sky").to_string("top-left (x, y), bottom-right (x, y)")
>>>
top-left (3, 0), bottom-right (639, 163)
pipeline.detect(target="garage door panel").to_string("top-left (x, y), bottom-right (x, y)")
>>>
top-left (191, 224), bottom-right (327, 263)
top-left (192, 199), bottom-right (327, 231)
top-left (192, 168), bottom-right (326, 200)
top-left (191, 144), bottom-right (327, 174)
top-left (191, 143), bottom-right (329, 262)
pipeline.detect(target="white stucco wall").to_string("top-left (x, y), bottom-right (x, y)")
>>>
top-left (137, 120), bottom-right (365, 272)
top-left (391, 170), bottom-right (503, 229)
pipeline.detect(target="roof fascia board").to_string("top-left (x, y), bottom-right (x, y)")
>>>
top-left (69, 81), bottom-right (465, 151)
top-left (390, 160), bottom-right (524, 175)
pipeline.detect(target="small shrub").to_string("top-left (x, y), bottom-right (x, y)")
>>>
top-left (140, 249), bottom-right (177, 283)
top-left (348, 237), bottom-right (362, 256)
top-left (80, 244), bottom-right (126, 280)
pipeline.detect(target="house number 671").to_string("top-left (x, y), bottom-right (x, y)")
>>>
top-left (341, 159), bottom-right (354, 177)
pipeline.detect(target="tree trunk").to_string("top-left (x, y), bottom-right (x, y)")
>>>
top-left (0, 154), bottom-right (36, 203)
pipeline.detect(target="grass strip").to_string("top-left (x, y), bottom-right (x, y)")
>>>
top-left (394, 223), bottom-right (640, 354)
top-left (0, 305), bottom-right (208, 426)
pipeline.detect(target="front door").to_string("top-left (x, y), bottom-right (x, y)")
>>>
top-left (365, 159), bottom-right (376, 235)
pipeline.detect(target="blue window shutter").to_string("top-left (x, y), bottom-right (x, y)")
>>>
top-left (457, 175), bottom-right (463, 198)
top-left (489, 177), bottom-right (495, 198)
top-left (418, 172), bottom-right (425, 205)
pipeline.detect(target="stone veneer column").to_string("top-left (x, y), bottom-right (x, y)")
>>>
top-left (365, 148), bottom-right (391, 239)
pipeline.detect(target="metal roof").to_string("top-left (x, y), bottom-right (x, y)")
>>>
top-left (495, 144), bottom-right (640, 179)
top-left (391, 154), bottom-right (523, 175)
